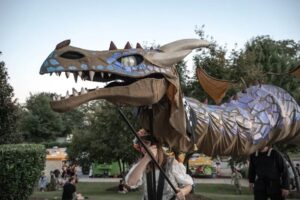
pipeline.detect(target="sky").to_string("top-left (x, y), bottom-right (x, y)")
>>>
top-left (1, 0), bottom-right (300, 103)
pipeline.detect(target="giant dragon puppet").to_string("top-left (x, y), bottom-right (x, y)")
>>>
top-left (40, 39), bottom-right (300, 156)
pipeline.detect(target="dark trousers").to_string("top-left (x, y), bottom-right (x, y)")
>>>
top-left (254, 191), bottom-right (284, 200)
top-left (254, 179), bottom-right (285, 200)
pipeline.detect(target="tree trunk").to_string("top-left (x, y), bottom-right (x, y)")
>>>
top-left (117, 158), bottom-right (122, 179)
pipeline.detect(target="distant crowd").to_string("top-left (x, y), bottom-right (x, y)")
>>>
top-left (38, 161), bottom-right (84, 200)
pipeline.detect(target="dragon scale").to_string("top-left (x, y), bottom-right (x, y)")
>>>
top-left (184, 84), bottom-right (300, 156)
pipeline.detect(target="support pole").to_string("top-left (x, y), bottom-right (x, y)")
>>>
top-left (117, 107), bottom-right (178, 194)
top-left (148, 106), bottom-right (157, 200)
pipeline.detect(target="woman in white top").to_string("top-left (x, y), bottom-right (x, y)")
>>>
top-left (125, 129), bottom-right (193, 200)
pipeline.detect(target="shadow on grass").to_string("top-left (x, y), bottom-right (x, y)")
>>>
top-left (30, 182), bottom-right (254, 200)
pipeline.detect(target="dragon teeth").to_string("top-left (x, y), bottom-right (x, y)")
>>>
top-left (73, 72), bottom-right (78, 83)
top-left (89, 71), bottom-right (95, 81)
top-left (72, 88), bottom-right (78, 96)
top-left (65, 72), bottom-right (70, 78)
top-left (55, 72), bottom-right (61, 76)
top-left (78, 71), bottom-right (84, 80)
top-left (65, 91), bottom-right (70, 98)
top-left (80, 87), bottom-right (87, 94)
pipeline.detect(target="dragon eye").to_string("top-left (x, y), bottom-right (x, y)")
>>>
top-left (118, 55), bottom-right (143, 67)
top-left (121, 56), bottom-right (136, 67)
top-left (60, 51), bottom-right (85, 59)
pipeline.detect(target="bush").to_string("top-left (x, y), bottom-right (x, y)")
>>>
top-left (0, 144), bottom-right (45, 200)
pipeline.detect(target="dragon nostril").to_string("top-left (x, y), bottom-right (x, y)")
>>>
top-left (60, 51), bottom-right (85, 59)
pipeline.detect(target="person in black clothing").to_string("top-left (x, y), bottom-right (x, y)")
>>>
top-left (248, 146), bottom-right (289, 200)
top-left (62, 176), bottom-right (77, 200)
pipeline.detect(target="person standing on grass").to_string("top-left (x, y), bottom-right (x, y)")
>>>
top-left (38, 172), bottom-right (48, 192)
top-left (248, 146), bottom-right (289, 200)
top-left (231, 168), bottom-right (242, 195)
top-left (125, 129), bottom-right (193, 200)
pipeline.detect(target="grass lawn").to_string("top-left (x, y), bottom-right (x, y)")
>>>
top-left (195, 184), bottom-right (253, 200)
top-left (30, 182), bottom-right (255, 200)
top-left (30, 182), bottom-right (142, 200)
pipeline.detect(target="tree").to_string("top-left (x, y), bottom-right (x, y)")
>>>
top-left (67, 100), bottom-right (139, 176)
top-left (18, 92), bottom-right (86, 142)
top-left (236, 36), bottom-right (300, 103)
top-left (18, 93), bottom-right (65, 142)
top-left (190, 26), bottom-right (300, 104)
top-left (60, 107), bottom-right (85, 136)
top-left (0, 57), bottom-right (22, 144)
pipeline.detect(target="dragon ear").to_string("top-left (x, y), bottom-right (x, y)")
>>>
top-left (56, 39), bottom-right (71, 50)
top-left (145, 50), bottom-right (192, 66)
top-left (196, 67), bottom-right (231, 104)
top-left (159, 39), bottom-right (209, 53)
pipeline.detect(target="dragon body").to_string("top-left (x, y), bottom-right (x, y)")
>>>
top-left (40, 39), bottom-right (300, 156)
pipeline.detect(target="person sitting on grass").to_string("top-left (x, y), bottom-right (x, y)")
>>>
top-left (62, 176), bottom-right (84, 200)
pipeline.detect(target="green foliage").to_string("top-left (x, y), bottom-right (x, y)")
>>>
top-left (0, 144), bottom-right (45, 200)
top-left (191, 27), bottom-right (300, 105)
top-left (238, 36), bottom-right (300, 103)
top-left (175, 61), bottom-right (189, 92)
top-left (18, 93), bottom-right (85, 142)
top-left (18, 93), bottom-right (65, 142)
top-left (60, 107), bottom-right (85, 135)
top-left (67, 101), bottom-right (139, 174)
top-left (0, 59), bottom-right (22, 144)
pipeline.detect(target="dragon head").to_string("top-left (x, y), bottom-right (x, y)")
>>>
top-left (40, 39), bottom-right (209, 150)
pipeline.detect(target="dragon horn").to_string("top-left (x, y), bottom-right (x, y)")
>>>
top-left (56, 39), bottom-right (71, 50)
top-left (124, 42), bottom-right (132, 49)
top-left (159, 39), bottom-right (210, 53)
top-left (109, 41), bottom-right (117, 50)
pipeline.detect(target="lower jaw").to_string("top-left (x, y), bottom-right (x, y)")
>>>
top-left (50, 78), bottom-right (168, 112)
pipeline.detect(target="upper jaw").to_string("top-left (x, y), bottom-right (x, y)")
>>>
top-left (40, 49), bottom-right (173, 81)
top-left (39, 48), bottom-right (172, 112)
